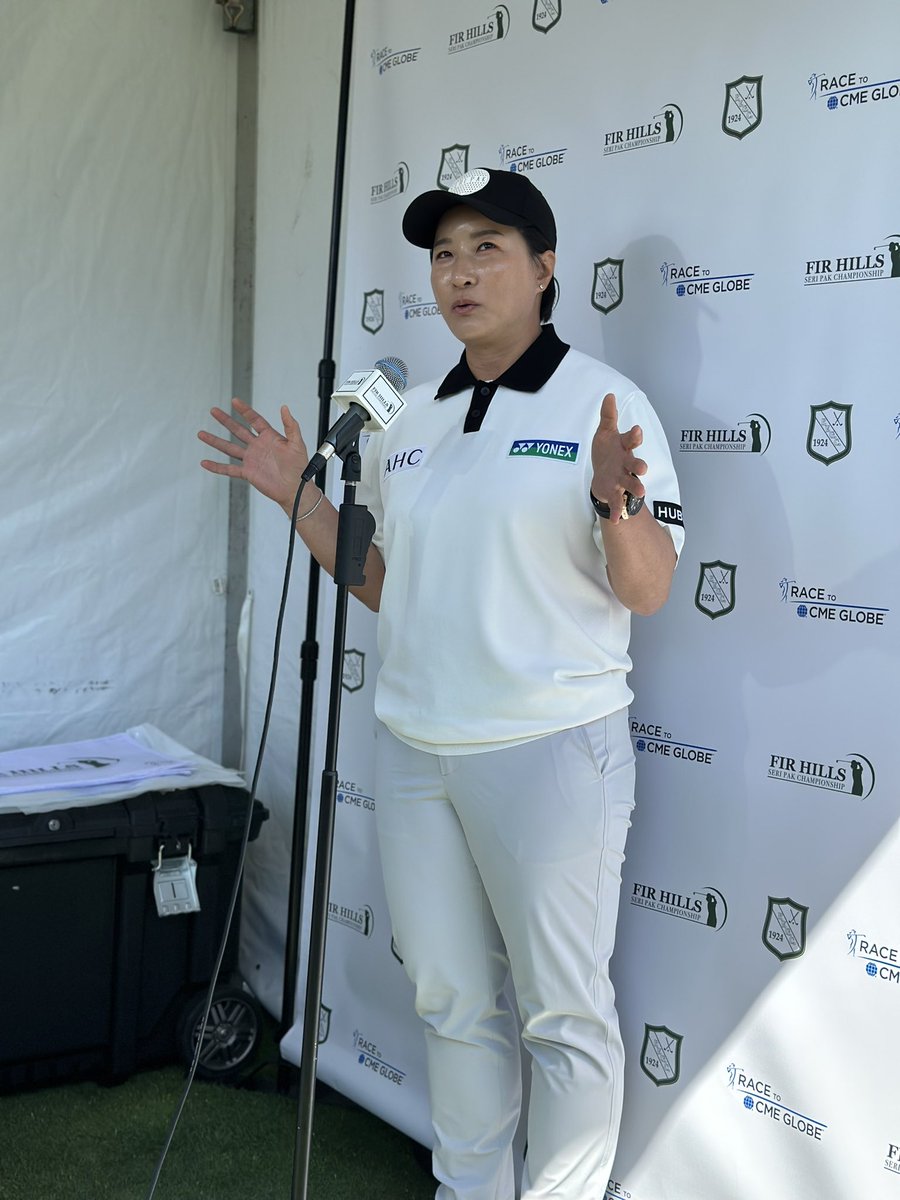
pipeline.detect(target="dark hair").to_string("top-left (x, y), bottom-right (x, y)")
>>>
top-left (520, 225), bottom-right (558, 322)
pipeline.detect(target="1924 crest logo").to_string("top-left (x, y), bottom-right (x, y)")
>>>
top-left (532, 0), bottom-right (561, 33)
top-left (438, 144), bottom-right (470, 189)
top-left (723, 75), bottom-right (763, 139)
top-left (318, 1004), bottom-right (331, 1044)
top-left (361, 290), bottom-right (384, 335)
top-left (591, 258), bottom-right (623, 314)
top-left (342, 649), bottom-right (365, 693)
top-left (762, 897), bottom-right (808, 961)
top-left (807, 402), bottom-right (852, 464)
top-left (695, 561), bottom-right (736, 619)
top-left (640, 1024), bottom-right (683, 1086)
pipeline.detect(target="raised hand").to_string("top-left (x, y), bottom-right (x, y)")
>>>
top-left (589, 392), bottom-right (647, 522)
top-left (198, 397), bottom-right (310, 510)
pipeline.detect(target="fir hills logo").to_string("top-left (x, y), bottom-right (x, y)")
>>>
top-left (369, 161), bottom-right (409, 204)
top-left (804, 236), bottom-right (900, 286)
top-left (767, 750), bottom-right (875, 798)
top-left (328, 901), bottom-right (374, 937)
top-left (448, 7), bottom-right (509, 53)
top-left (631, 881), bottom-right (728, 931)
top-left (680, 413), bottom-right (771, 453)
top-left (604, 103), bottom-right (683, 155)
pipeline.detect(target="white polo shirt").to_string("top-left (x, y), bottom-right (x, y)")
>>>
top-left (357, 326), bottom-right (684, 754)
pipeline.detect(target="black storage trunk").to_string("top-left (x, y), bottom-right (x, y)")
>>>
top-left (0, 784), bottom-right (267, 1091)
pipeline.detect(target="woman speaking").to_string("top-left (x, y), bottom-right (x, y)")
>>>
top-left (199, 167), bottom-right (684, 1200)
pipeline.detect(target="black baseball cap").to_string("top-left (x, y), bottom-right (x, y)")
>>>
top-left (402, 167), bottom-right (557, 250)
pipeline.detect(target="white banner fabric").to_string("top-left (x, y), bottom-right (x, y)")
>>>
top-left (278, 1), bottom-right (900, 1196)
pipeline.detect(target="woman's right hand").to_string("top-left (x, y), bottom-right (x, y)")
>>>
top-left (198, 397), bottom-right (310, 510)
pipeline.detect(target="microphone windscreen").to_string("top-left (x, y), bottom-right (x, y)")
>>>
top-left (374, 356), bottom-right (409, 394)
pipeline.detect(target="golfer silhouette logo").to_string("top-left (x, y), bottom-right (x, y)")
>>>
top-left (658, 103), bottom-right (684, 144)
top-left (839, 753), bottom-right (875, 798)
top-left (876, 236), bottom-right (900, 277)
top-left (743, 412), bottom-right (771, 453)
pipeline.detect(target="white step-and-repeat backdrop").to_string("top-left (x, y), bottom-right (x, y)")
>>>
top-left (277, 3), bottom-right (900, 1197)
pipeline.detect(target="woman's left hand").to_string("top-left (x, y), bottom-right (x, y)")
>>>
top-left (589, 392), bottom-right (647, 519)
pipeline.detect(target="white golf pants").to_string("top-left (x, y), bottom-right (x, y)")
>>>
top-left (374, 709), bottom-right (635, 1200)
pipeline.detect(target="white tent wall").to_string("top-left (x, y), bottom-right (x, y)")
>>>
top-left (1, 1), bottom-right (237, 756)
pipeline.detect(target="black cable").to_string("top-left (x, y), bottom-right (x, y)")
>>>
top-left (145, 476), bottom-right (312, 1199)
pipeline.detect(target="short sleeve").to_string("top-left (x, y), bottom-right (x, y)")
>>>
top-left (613, 389), bottom-right (684, 558)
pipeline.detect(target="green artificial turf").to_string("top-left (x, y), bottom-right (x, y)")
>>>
top-left (0, 1067), bottom-right (435, 1200)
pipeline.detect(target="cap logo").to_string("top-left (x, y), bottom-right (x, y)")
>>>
top-left (449, 168), bottom-right (491, 196)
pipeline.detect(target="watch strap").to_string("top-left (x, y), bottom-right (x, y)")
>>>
top-left (590, 489), bottom-right (645, 520)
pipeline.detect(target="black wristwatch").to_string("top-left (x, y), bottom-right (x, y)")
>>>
top-left (590, 489), bottom-right (645, 521)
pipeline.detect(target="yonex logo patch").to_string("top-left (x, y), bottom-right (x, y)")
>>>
top-left (508, 439), bottom-right (579, 462)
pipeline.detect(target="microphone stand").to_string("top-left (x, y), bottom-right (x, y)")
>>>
top-left (291, 437), bottom-right (375, 1200)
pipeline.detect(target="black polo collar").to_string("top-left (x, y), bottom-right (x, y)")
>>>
top-left (434, 324), bottom-right (570, 400)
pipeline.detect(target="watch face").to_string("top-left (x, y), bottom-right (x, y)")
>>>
top-left (623, 491), bottom-right (645, 518)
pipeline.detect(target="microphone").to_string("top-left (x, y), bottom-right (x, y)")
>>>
top-left (301, 357), bottom-right (409, 482)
